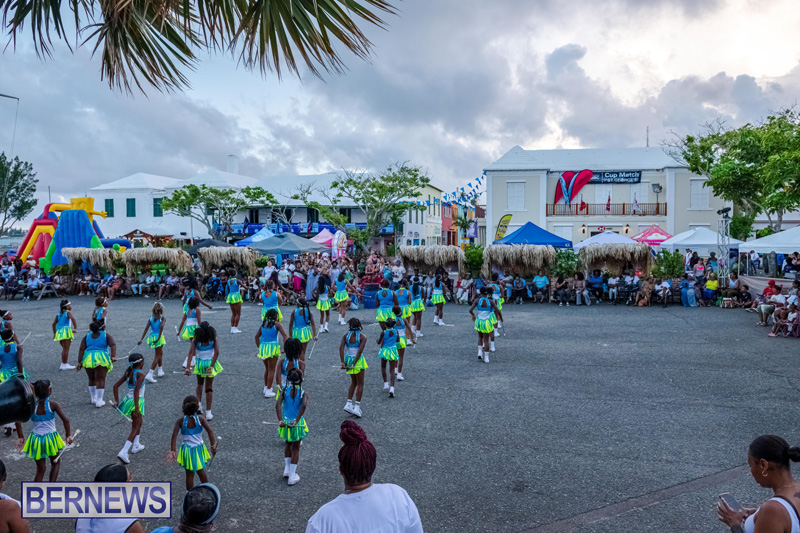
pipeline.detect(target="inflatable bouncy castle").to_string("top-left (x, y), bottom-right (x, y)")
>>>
top-left (16, 197), bottom-right (131, 272)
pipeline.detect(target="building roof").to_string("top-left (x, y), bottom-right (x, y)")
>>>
top-left (176, 168), bottom-right (258, 189)
top-left (90, 173), bottom-right (180, 191)
top-left (484, 146), bottom-right (683, 172)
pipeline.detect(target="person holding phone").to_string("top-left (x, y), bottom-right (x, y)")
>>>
top-left (718, 434), bottom-right (800, 533)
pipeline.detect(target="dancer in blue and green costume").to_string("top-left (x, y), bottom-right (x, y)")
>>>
top-left (52, 300), bottom-right (77, 370)
top-left (0, 329), bottom-right (26, 382)
top-left (113, 353), bottom-right (146, 464)
top-left (77, 320), bottom-right (117, 408)
top-left (314, 276), bottom-right (333, 333)
top-left (431, 274), bottom-right (447, 326)
top-left (469, 286), bottom-right (501, 364)
top-left (275, 367), bottom-right (308, 486)
top-left (377, 317), bottom-right (399, 398)
top-left (91, 296), bottom-right (108, 330)
top-left (224, 269), bottom-right (243, 334)
top-left (396, 279), bottom-right (413, 321)
top-left (288, 298), bottom-right (317, 364)
top-left (182, 277), bottom-right (213, 314)
top-left (178, 297), bottom-right (202, 369)
top-left (490, 273), bottom-right (505, 332)
top-left (334, 272), bottom-right (356, 326)
top-left (255, 308), bottom-right (289, 398)
top-left (168, 395), bottom-right (217, 490)
top-left (138, 301), bottom-right (166, 383)
top-left (22, 379), bottom-right (73, 481)
top-left (185, 322), bottom-right (223, 421)
top-left (340, 318), bottom-right (368, 418)
top-left (391, 305), bottom-right (416, 383)
top-left (260, 280), bottom-right (284, 322)
top-left (409, 274), bottom-right (425, 338)
top-left (374, 280), bottom-right (398, 329)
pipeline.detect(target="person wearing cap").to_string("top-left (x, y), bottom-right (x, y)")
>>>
top-left (151, 483), bottom-right (220, 533)
top-left (306, 421), bottom-right (422, 533)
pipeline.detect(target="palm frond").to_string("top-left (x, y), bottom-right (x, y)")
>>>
top-left (397, 245), bottom-right (466, 276)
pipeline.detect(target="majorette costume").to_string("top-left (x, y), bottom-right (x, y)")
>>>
top-left (376, 289), bottom-right (396, 322)
top-left (410, 284), bottom-right (425, 313)
top-left (183, 289), bottom-right (197, 313)
top-left (53, 310), bottom-right (73, 341)
top-left (379, 329), bottom-right (399, 361)
top-left (292, 308), bottom-right (313, 343)
top-left (393, 316), bottom-right (408, 349)
top-left (225, 278), bottom-right (243, 304)
top-left (93, 308), bottom-right (106, 329)
top-left (334, 279), bottom-right (349, 303)
top-left (277, 385), bottom-right (308, 442)
top-left (22, 398), bottom-right (65, 460)
top-left (181, 308), bottom-right (198, 340)
top-left (118, 368), bottom-right (146, 416)
top-left (261, 290), bottom-right (282, 322)
top-left (0, 341), bottom-right (27, 381)
top-left (474, 296), bottom-right (494, 334)
top-left (258, 322), bottom-right (281, 359)
top-left (431, 282), bottom-right (445, 305)
top-left (316, 281), bottom-right (332, 312)
top-left (193, 341), bottom-right (223, 378)
top-left (177, 414), bottom-right (211, 471)
top-left (280, 358), bottom-right (299, 388)
top-left (82, 331), bottom-right (113, 371)
top-left (344, 331), bottom-right (368, 374)
top-left (146, 316), bottom-right (166, 349)
top-left (397, 288), bottom-right (412, 319)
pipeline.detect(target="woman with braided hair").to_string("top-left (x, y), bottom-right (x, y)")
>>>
top-left (255, 308), bottom-right (289, 398)
top-left (340, 318), bottom-right (367, 418)
top-left (305, 420), bottom-right (422, 532)
top-left (276, 367), bottom-right (308, 486)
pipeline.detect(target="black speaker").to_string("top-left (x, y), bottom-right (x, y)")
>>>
top-left (0, 376), bottom-right (35, 426)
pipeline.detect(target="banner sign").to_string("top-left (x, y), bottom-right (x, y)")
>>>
top-left (22, 482), bottom-right (171, 519)
top-left (588, 171), bottom-right (642, 184)
top-left (494, 214), bottom-right (512, 241)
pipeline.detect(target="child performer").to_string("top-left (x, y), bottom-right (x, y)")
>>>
top-left (288, 298), bottom-right (317, 363)
top-left (225, 269), bottom-right (243, 334)
top-left (113, 353), bottom-right (146, 464)
top-left (276, 368), bottom-right (308, 486)
top-left (431, 274), bottom-right (446, 326)
top-left (396, 280), bottom-right (413, 328)
top-left (178, 297), bottom-right (202, 368)
top-left (334, 272), bottom-right (355, 325)
top-left (410, 276), bottom-right (425, 338)
top-left (138, 302), bottom-right (166, 383)
top-left (374, 280), bottom-right (398, 330)
top-left (314, 277), bottom-right (333, 333)
top-left (260, 280), bottom-right (284, 322)
top-left (391, 305), bottom-right (415, 382)
top-left (53, 300), bottom-right (77, 370)
top-left (185, 322), bottom-right (222, 421)
top-left (168, 395), bottom-right (217, 490)
top-left (277, 338), bottom-right (306, 389)
top-left (182, 277), bottom-right (213, 313)
top-left (22, 380), bottom-right (73, 482)
top-left (376, 317), bottom-right (399, 398)
top-left (77, 321), bottom-right (117, 407)
top-left (255, 309), bottom-right (289, 398)
top-left (92, 297), bottom-right (108, 330)
top-left (469, 287), bottom-right (500, 363)
top-left (340, 318), bottom-right (367, 417)
top-left (490, 273), bottom-right (504, 330)
top-left (0, 329), bottom-right (26, 382)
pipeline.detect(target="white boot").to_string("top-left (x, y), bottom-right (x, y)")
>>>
top-left (490, 342), bottom-right (496, 352)
top-left (145, 370), bottom-right (157, 383)
top-left (478, 347), bottom-right (484, 359)
top-left (483, 352), bottom-right (490, 363)
top-left (344, 399), bottom-right (355, 414)
top-left (157, 366), bottom-right (165, 377)
top-left (283, 457), bottom-right (291, 478)
top-left (288, 464), bottom-right (300, 485)
top-left (117, 441), bottom-right (133, 464)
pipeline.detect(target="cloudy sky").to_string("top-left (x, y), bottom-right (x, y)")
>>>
top-left (0, 0), bottom-right (799, 225)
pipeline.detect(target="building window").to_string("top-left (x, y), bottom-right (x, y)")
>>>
top-left (105, 199), bottom-right (114, 218)
top-left (247, 209), bottom-right (260, 224)
top-left (308, 208), bottom-right (319, 223)
top-left (421, 239), bottom-right (426, 245)
top-left (153, 198), bottom-right (163, 217)
top-left (415, 209), bottom-right (419, 224)
top-left (690, 179), bottom-right (709, 209)
top-left (406, 239), bottom-right (412, 245)
top-left (339, 208), bottom-right (352, 223)
top-left (408, 209), bottom-right (412, 223)
top-left (126, 198), bottom-right (136, 217)
top-left (595, 184), bottom-right (612, 204)
top-left (507, 182), bottom-right (524, 210)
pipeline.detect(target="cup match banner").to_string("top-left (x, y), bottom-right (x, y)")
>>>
top-left (22, 482), bottom-right (171, 519)
top-left (494, 214), bottom-right (512, 241)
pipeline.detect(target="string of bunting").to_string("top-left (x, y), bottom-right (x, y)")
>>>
top-left (440, 173), bottom-right (485, 206)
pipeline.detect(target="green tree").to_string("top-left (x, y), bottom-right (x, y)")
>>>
top-left (0, 0), bottom-right (396, 93)
top-left (453, 215), bottom-right (471, 242)
top-left (551, 249), bottom-right (579, 279)
top-left (463, 245), bottom-right (483, 276)
top-left (0, 152), bottom-right (38, 237)
top-left (160, 184), bottom-right (276, 240)
top-left (729, 213), bottom-right (755, 241)
top-left (651, 250), bottom-right (685, 280)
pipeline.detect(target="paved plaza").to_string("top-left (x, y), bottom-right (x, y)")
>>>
top-left (0, 296), bottom-right (793, 532)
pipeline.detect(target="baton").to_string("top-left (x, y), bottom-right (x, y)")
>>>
top-left (206, 436), bottom-right (221, 470)
top-left (174, 325), bottom-right (181, 342)
top-left (110, 402), bottom-right (132, 422)
top-left (127, 345), bottom-right (138, 354)
top-left (308, 339), bottom-right (317, 359)
top-left (53, 430), bottom-right (81, 463)
top-left (18, 332), bottom-right (31, 346)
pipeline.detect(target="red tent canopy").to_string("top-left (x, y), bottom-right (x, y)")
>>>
top-left (632, 224), bottom-right (672, 245)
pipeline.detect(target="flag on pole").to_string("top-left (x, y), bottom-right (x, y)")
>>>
top-left (633, 193), bottom-right (640, 214)
top-left (606, 193), bottom-right (611, 212)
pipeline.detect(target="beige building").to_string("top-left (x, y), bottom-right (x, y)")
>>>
top-left (421, 183), bottom-right (444, 245)
top-left (484, 146), bottom-right (729, 244)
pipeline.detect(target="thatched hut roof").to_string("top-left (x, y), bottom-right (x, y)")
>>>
top-left (577, 242), bottom-right (653, 273)
top-left (61, 248), bottom-right (120, 270)
top-left (481, 244), bottom-right (556, 277)
top-left (197, 246), bottom-right (259, 275)
top-left (397, 245), bottom-right (465, 276)
top-left (121, 248), bottom-right (193, 276)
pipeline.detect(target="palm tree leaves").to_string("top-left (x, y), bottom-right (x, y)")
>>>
top-left (0, 0), bottom-right (396, 92)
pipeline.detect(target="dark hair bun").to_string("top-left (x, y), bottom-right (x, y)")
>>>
top-left (788, 447), bottom-right (800, 462)
top-left (340, 420), bottom-right (368, 446)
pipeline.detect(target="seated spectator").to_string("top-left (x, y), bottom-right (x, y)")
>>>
top-left (22, 274), bottom-right (41, 301)
top-left (701, 273), bottom-right (718, 306)
top-left (456, 273), bottom-right (473, 304)
top-left (75, 464), bottom-right (144, 532)
top-left (757, 291), bottom-right (786, 327)
top-left (4, 276), bottom-right (19, 301)
top-left (0, 458), bottom-right (29, 533)
top-left (634, 278), bottom-right (651, 307)
top-left (587, 269), bottom-right (603, 302)
top-left (607, 274), bottom-right (619, 304)
top-left (306, 421), bottom-right (422, 533)
top-left (731, 284), bottom-right (753, 308)
top-left (51, 273), bottom-right (65, 294)
top-left (554, 276), bottom-right (570, 306)
top-left (623, 270), bottom-right (640, 304)
top-left (655, 278), bottom-right (671, 308)
top-left (87, 272), bottom-right (101, 294)
top-left (108, 274), bottom-right (125, 300)
top-left (574, 272), bottom-right (590, 306)
top-left (530, 270), bottom-right (549, 303)
top-left (510, 275), bottom-right (526, 304)
top-left (151, 483), bottom-right (219, 533)
top-left (769, 303), bottom-right (798, 337)
top-left (131, 273), bottom-right (147, 295)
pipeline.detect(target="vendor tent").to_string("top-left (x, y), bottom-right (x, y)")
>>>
top-left (660, 227), bottom-right (743, 257)
top-left (249, 233), bottom-right (329, 254)
top-left (188, 239), bottom-right (231, 254)
top-left (235, 227), bottom-right (275, 247)
top-left (493, 222), bottom-right (572, 248)
top-left (746, 225), bottom-right (800, 254)
top-left (310, 229), bottom-right (334, 246)
top-left (632, 224), bottom-right (672, 246)
top-left (573, 230), bottom-right (636, 252)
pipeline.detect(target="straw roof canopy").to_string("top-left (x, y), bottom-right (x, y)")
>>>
top-left (481, 244), bottom-right (556, 277)
top-left (61, 247), bottom-right (120, 270)
top-left (121, 248), bottom-right (193, 276)
top-left (197, 246), bottom-right (259, 275)
top-left (397, 245), bottom-right (466, 276)
top-left (577, 242), bottom-right (653, 273)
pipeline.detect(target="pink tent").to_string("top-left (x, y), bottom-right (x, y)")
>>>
top-left (632, 224), bottom-right (672, 246)
top-left (310, 229), bottom-right (334, 247)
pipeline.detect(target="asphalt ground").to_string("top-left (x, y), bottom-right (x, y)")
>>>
top-left (0, 295), bottom-right (794, 532)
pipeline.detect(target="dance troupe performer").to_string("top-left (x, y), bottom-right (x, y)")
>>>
top-left (77, 320), bottom-right (116, 407)
top-left (0, 329), bottom-right (27, 437)
top-left (225, 269), bottom-right (243, 334)
top-left (185, 322), bottom-right (223, 421)
top-left (314, 277), bottom-right (332, 333)
top-left (469, 287), bottom-right (501, 363)
top-left (392, 305), bottom-right (415, 382)
top-left (261, 280), bottom-right (284, 321)
top-left (340, 318), bottom-right (367, 417)
top-left (179, 297), bottom-right (202, 368)
top-left (276, 367), bottom-right (308, 486)
top-left (21, 380), bottom-right (73, 482)
top-left (410, 276), bottom-right (425, 338)
top-left (255, 309), bottom-right (288, 398)
top-left (335, 272), bottom-right (356, 325)
top-left (277, 339), bottom-right (305, 389)
top-left (168, 395), bottom-right (217, 490)
top-left (114, 353), bottom-right (146, 464)
top-left (377, 318), bottom-right (399, 398)
top-left (375, 280), bottom-right (398, 330)
top-left (490, 273), bottom-right (505, 332)
top-left (431, 274), bottom-right (447, 326)
top-left (288, 299), bottom-right (317, 363)
top-left (183, 277), bottom-right (213, 313)
top-left (53, 300), bottom-right (77, 370)
top-left (92, 297), bottom-right (108, 330)
top-left (138, 302), bottom-right (166, 383)
top-left (0, 309), bottom-right (18, 343)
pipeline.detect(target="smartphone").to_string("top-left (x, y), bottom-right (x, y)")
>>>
top-left (719, 492), bottom-right (743, 512)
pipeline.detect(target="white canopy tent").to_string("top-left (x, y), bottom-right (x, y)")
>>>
top-left (573, 230), bottom-right (637, 252)
top-left (746, 226), bottom-right (800, 254)
top-left (660, 227), bottom-right (743, 257)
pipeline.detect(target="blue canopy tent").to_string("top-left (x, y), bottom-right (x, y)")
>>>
top-left (493, 221), bottom-right (573, 248)
top-left (235, 227), bottom-right (275, 247)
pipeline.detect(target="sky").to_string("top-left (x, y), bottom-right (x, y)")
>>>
top-left (0, 0), bottom-right (799, 227)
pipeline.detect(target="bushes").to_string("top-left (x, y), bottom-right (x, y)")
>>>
top-left (254, 256), bottom-right (270, 268)
top-left (464, 245), bottom-right (483, 276)
top-left (651, 250), bottom-right (684, 279)
top-left (551, 249), bottom-right (579, 279)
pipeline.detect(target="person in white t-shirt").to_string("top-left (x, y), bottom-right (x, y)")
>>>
top-left (306, 421), bottom-right (422, 533)
top-left (278, 264), bottom-right (290, 287)
top-left (263, 261), bottom-right (275, 280)
top-left (684, 248), bottom-right (692, 271)
top-left (0, 458), bottom-right (29, 533)
top-left (607, 275), bottom-right (619, 303)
